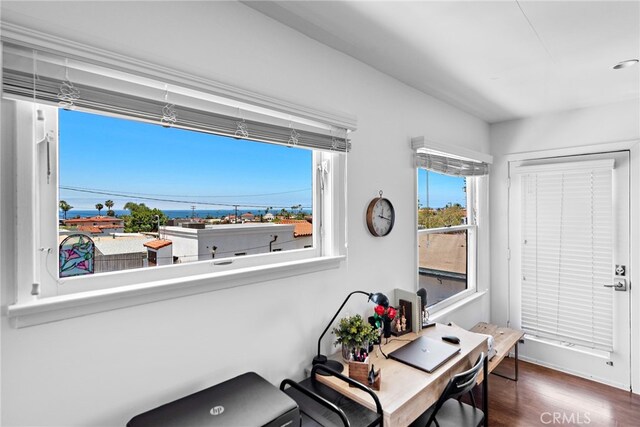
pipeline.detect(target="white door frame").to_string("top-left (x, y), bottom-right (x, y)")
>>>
top-left (503, 139), bottom-right (639, 393)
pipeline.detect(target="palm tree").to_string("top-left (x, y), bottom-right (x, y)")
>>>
top-left (95, 203), bottom-right (104, 216)
top-left (59, 200), bottom-right (73, 220)
top-left (105, 199), bottom-right (115, 216)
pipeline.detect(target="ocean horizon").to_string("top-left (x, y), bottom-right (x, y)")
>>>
top-left (59, 208), bottom-right (311, 220)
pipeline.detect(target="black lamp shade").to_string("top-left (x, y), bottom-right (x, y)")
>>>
top-left (369, 292), bottom-right (389, 308)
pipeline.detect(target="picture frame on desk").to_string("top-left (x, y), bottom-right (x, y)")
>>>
top-left (393, 289), bottom-right (422, 333)
top-left (391, 299), bottom-right (412, 336)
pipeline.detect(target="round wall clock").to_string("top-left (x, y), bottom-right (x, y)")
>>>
top-left (366, 191), bottom-right (395, 237)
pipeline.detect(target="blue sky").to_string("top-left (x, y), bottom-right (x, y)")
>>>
top-left (417, 168), bottom-right (466, 208)
top-left (59, 110), bottom-right (312, 211)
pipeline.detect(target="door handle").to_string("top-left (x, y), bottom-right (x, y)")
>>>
top-left (604, 279), bottom-right (627, 291)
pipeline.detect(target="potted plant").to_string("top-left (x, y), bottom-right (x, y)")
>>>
top-left (332, 314), bottom-right (379, 362)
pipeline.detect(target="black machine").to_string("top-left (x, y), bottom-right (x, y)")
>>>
top-left (127, 372), bottom-right (300, 427)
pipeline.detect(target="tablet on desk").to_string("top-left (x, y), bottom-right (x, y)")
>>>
top-left (388, 336), bottom-right (461, 373)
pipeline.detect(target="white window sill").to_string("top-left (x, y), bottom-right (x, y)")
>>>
top-left (7, 255), bottom-right (345, 328)
top-left (428, 290), bottom-right (488, 322)
top-left (523, 334), bottom-right (610, 359)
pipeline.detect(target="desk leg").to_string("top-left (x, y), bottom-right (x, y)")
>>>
top-left (492, 342), bottom-right (519, 382)
top-left (483, 355), bottom-right (488, 427)
top-left (515, 342), bottom-right (519, 381)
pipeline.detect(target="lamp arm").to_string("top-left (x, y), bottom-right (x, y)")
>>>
top-left (316, 290), bottom-right (371, 357)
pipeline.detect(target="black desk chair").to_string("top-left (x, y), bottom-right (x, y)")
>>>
top-left (280, 364), bottom-right (383, 427)
top-left (409, 352), bottom-right (486, 427)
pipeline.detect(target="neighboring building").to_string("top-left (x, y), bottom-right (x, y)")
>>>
top-left (92, 234), bottom-right (154, 273)
top-left (166, 218), bottom-right (204, 227)
top-left (240, 212), bottom-right (255, 222)
top-left (161, 222), bottom-right (312, 263)
top-left (63, 216), bottom-right (125, 236)
top-left (279, 219), bottom-right (313, 241)
top-left (144, 239), bottom-right (173, 267)
top-left (77, 225), bottom-right (102, 235)
top-left (418, 232), bottom-right (467, 305)
top-left (263, 213), bottom-right (275, 221)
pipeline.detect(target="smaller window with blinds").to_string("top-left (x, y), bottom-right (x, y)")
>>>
top-left (413, 138), bottom-right (490, 312)
top-left (417, 169), bottom-right (470, 307)
top-left (516, 159), bottom-right (614, 351)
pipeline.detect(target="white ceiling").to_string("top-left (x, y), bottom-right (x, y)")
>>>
top-left (244, 1), bottom-right (640, 123)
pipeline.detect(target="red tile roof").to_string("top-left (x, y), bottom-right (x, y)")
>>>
top-left (97, 224), bottom-right (123, 229)
top-left (65, 216), bottom-right (124, 224)
top-left (77, 225), bottom-right (101, 234)
top-left (143, 239), bottom-right (173, 250)
top-left (279, 219), bottom-right (313, 237)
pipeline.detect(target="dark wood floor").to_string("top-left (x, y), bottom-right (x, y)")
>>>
top-left (470, 358), bottom-right (640, 426)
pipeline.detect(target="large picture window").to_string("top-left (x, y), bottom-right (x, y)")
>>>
top-left (3, 40), bottom-right (351, 325)
top-left (58, 109), bottom-right (314, 275)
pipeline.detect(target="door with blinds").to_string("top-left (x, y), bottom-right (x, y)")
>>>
top-left (509, 151), bottom-right (630, 389)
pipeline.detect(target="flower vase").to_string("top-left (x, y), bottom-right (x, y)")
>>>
top-left (341, 344), bottom-right (354, 362)
top-left (383, 318), bottom-right (392, 339)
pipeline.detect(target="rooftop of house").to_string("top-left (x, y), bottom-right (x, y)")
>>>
top-left (143, 239), bottom-right (173, 250)
top-left (279, 219), bottom-right (313, 237)
top-left (97, 224), bottom-right (124, 229)
top-left (64, 216), bottom-right (124, 224)
top-left (92, 235), bottom-right (155, 256)
top-left (419, 232), bottom-right (466, 275)
top-left (77, 225), bottom-right (102, 234)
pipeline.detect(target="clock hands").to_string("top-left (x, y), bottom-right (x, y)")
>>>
top-left (378, 215), bottom-right (392, 222)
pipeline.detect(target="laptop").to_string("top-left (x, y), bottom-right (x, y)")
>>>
top-left (388, 336), bottom-right (461, 373)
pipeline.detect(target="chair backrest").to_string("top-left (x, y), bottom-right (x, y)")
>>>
top-left (425, 352), bottom-right (485, 425)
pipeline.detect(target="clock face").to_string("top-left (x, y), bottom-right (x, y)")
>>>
top-left (366, 197), bottom-right (395, 237)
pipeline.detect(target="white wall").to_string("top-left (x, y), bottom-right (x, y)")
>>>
top-left (489, 99), bottom-right (640, 388)
top-left (162, 223), bottom-right (301, 262)
top-left (0, 2), bottom-right (490, 426)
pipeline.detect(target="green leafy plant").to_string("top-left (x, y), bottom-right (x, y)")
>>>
top-left (332, 314), bottom-right (379, 349)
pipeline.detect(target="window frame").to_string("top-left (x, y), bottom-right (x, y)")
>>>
top-left (54, 106), bottom-right (326, 294)
top-left (5, 95), bottom-right (348, 327)
top-left (416, 175), bottom-right (479, 313)
top-left (413, 139), bottom-right (490, 315)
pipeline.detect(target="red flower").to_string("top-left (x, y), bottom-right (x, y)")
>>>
top-left (387, 307), bottom-right (397, 320)
top-left (374, 305), bottom-right (385, 316)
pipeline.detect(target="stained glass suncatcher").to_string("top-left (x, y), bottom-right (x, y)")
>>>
top-left (59, 234), bottom-right (95, 277)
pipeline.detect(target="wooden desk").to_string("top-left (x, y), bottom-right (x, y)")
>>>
top-left (470, 322), bottom-right (524, 382)
top-left (315, 323), bottom-right (488, 427)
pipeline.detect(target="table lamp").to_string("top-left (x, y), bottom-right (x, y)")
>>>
top-left (417, 288), bottom-right (435, 328)
top-left (312, 290), bottom-right (389, 373)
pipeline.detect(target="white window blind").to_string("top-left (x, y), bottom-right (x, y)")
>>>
top-left (415, 153), bottom-right (489, 177)
top-left (517, 159), bottom-right (614, 351)
top-left (2, 42), bottom-right (350, 152)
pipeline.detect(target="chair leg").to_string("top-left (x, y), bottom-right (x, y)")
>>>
top-left (482, 355), bottom-right (488, 427)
